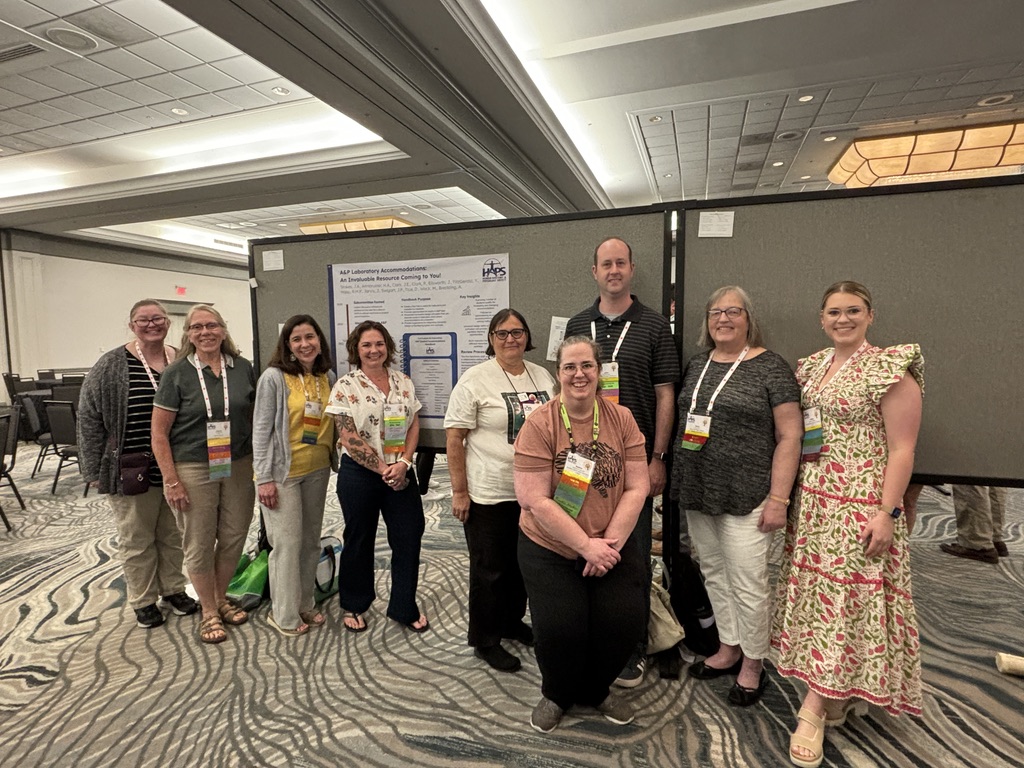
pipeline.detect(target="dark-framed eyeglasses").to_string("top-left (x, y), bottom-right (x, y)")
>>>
top-left (133, 316), bottom-right (169, 327)
top-left (560, 361), bottom-right (596, 375)
top-left (492, 328), bottom-right (526, 340)
top-left (708, 307), bottom-right (745, 320)
top-left (188, 322), bottom-right (222, 332)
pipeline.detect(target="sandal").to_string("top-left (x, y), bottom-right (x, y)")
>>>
top-left (403, 614), bottom-right (430, 633)
top-left (199, 615), bottom-right (227, 644)
top-left (824, 699), bottom-right (868, 727)
top-left (343, 611), bottom-right (368, 633)
top-left (217, 600), bottom-right (248, 626)
top-left (300, 610), bottom-right (326, 628)
top-left (790, 707), bottom-right (825, 768)
top-left (267, 612), bottom-right (309, 637)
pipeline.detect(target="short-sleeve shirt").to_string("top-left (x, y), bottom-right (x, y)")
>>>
top-left (325, 367), bottom-right (421, 464)
top-left (565, 295), bottom-right (680, 459)
top-left (444, 358), bottom-right (556, 504)
top-left (671, 349), bottom-right (799, 516)
top-left (284, 372), bottom-right (333, 478)
top-left (153, 354), bottom-right (256, 463)
top-left (514, 396), bottom-right (647, 559)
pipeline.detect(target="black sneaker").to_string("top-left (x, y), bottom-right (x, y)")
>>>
top-left (614, 652), bottom-right (646, 688)
top-left (135, 604), bottom-right (165, 629)
top-left (163, 592), bottom-right (200, 616)
top-left (474, 644), bottom-right (522, 673)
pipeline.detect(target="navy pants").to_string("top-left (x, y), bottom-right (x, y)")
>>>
top-left (336, 455), bottom-right (424, 624)
top-left (518, 532), bottom-right (647, 711)
top-left (463, 500), bottom-right (528, 647)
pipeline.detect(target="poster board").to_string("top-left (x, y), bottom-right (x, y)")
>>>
top-left (251, 212), bottom-right (669, 448)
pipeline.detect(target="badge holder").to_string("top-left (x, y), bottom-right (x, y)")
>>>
top-left (801, 406), bottom-right (823, 462)
top-left (207, 421), bottom-right (232, 479)
top-left (553, 451), bottom-right (596, 519)
top-left (383, 402), bottom-right (406, 459)
top-left (599, 361), bottom-right (620, 404)
top-left (680, 412), bottom-right (711, 452)
top-left (301, 400), bottom-right (323, 445)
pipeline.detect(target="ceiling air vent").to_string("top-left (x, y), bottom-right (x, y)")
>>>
top-left (0, 43), bottom-right (44, 65)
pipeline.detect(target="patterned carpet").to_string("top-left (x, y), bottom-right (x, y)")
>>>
top-left (0, 452), bottom-right (1022, 768)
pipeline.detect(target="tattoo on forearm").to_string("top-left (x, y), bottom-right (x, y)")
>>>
top-left (349, 446), bottom-right (380, 469)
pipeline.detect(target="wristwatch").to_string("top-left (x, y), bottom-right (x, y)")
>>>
top-left (652, 452), bottom-right (668, 461)
top-left (888, 507), bottom-right (902, 519)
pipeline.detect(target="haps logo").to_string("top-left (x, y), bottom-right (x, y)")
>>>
top-left (481, 258), bottom-right (507, 281)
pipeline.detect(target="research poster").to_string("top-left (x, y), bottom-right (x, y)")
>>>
top-left (328, 254), bottom-right (510, 430)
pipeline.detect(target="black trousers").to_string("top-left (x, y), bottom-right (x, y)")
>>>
top-left (463, 500), bottom-right (528, 647)
top-left (518, 532), bottom-right (647, 711)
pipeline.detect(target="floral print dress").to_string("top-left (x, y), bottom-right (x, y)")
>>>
top-left (772, 344), bottom-right (925, 715)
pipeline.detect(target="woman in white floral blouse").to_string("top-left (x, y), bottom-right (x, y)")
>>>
top-left (326, 320), bottom-right (428, 634)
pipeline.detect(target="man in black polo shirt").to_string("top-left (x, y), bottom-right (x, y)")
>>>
top-left (565, 236), bottom-right (680, 687)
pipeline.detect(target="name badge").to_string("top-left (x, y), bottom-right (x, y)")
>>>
top-left (510, 393), bottom-right (545, 444)
top-left (302, 400), bottom-right (323, 445)
top-left (207, 420), bottom-right (232, 479)
top-left (383, 402), bottom-right (406, 457)
top-left (599, 361), bottom-right (620, 404)
top-left (553, 451), bottom-right (596, 519)
top-left (680, 412), bottom-right (711, 451)
top-left (801, 406), bottom-right (823, 462)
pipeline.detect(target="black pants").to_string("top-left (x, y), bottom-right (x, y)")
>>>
top-left (464, 500), bottom-right (528, 647)
top-left (518, 532), bottom-right (647, 711)
top-left (336, 455), bottom-right (424, 624)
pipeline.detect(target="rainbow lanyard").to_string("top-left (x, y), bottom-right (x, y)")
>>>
top-left (553, 399), bottom-right (600, 518)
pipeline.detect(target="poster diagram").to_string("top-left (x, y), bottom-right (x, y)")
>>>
top-left (328, 253), bottom-right (510, 430)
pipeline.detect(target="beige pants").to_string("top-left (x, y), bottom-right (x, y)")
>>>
top-left (172, 455), bottom-right (256, 575)
top-left (108, 486), bottom-right (188, 609)
top-left (951, 485), bottom-right (1007, 550)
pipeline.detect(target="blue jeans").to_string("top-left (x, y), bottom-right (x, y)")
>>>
top-left (336, 456), bottom-right (424, 624)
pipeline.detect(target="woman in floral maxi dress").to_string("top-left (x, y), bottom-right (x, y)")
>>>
top-left (772, 281), bottom-right (924, 768)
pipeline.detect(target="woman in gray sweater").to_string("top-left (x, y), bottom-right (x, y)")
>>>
top-left (253, 315), bottom-right (337, 636)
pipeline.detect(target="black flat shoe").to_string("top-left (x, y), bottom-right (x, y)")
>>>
top-left (728, 668), bottom-right (768, 707)
top-left (475, 644), bottom-right (522, 673)
top-left (688, 658), bottom-right (743, 680)
top-left (503, 622), bottom-right (535, 647)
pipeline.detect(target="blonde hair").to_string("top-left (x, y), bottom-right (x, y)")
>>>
top-left (177, 304), bottom-right (242, 358)
top-left (696, 285), bottom-right (764, 349)
top-left (821, 280), bottom-right (873, 311)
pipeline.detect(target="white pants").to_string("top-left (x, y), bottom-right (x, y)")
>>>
top-left (262, 467), bottom-right (330, 629)
top-left (687, 503), bottom-right (771, 659)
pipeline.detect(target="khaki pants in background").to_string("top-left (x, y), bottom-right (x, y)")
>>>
top-left (951, 484), bottom-right (1007, 550)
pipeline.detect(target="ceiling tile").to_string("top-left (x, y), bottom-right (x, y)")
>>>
top-left (76, 87), bottom-right (141, 111)
top-left (164, 27), bottom-right (239, 62)
top-left (825, 83), bottom-right (872, 102)
top-left (673, 106), bottom-right (707, 122)
top-left (107, 79), bottom-right (170, 105)
top-left (0, 135), bottom-right (44, 151)
top-left (960, 63), bottom-right (1018, 83)
top-left (91, 111), bottom-right (148, 132)
top-left (900, 87), bottom-right (948, 105)
top-left (175, 64), bottom-right (241, 91)
top-left (68, 118), bottom-right (121, 139)
top-left (0, 0), bottom-right (55, 27)
top-left (90, 48), bottom-right (164, 78)
top-left (644, 133), bottom-right (676, 148)
top-left (944, 81), bottom-right (995, 99)
top-left (0, 87), bottom-right (33, 109)
top-left (212, 56), bottom-right (279, 84)
top-left (153, 100), bottom-right (207, 120)
top-left (709, 101), bottom-right (744, 117)
top-left (125, 38), bottom-right (202, 71)
top-left (860, 93), bottom-right (903, 109)
top-left (120, 105), bottom-right (178, 127)
top-left (993, 75), bottom-right (1024, 92)
top-left (180, 92), bottom-right (241, 116)
top-left (45, 94), bottom-right (109, 119)
top-left (67, 5), bottom-right (154, 46)
top-left (869, 77), bottom-right (919, 96)
top-left (20, 68), bottom-right (95, 94)
top-left (748, 95), bottom-right (786, 112)
top-left (139, 72), bottom-right (205, 99)
top-left (817, 98), bottom-right (863, 115)
top-left (54, 58), bottom-right (127, 87)
top-left (1, 109), bottom-right (50, 130)
top-left (106, 0), bottom-right (194, 36)
top-left (35, 124), bottom-right (95, 144)
top-left (780, 103), bottom-right (819, 120)
top-left (16, 130), bottom-right (60, 148)
top-left (217, 85), bottom-right (275, 109)
top-left (852, 107), bottom-right (894, 122)
top-left (0, 74), bottom-right (63, 100)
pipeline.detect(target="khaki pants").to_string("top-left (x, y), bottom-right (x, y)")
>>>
top-left (172, 455), bottom-right (256, 575)
top-left (108, 486), bottom-right (188, 609)
top-left (951, 485), bottom-right (1007, 550)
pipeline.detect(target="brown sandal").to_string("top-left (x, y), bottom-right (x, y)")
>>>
top-left (343, 611), bottom-right (367, 633)
top-left (300, 610), bottom-right (326, 628)
top-left (217, 600), bottom-right (248, 626)
top-left (199, 615), bottom-right (227, 644)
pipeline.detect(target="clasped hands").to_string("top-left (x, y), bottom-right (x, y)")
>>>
top-left (382, 461), bottom-right (409, 492)
top-left (581, 537), bottom-right (621, 577)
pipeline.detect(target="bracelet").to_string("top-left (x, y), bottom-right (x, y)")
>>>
top-left (399, 457), bottom-right (413, 469)
top-left (768, 494), bottom-right (790, 506)
top-left (164, 481), bottom-right (180, 489)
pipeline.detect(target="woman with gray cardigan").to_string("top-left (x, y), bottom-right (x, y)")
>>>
top-left (253, 315), bottom-right (337, 636)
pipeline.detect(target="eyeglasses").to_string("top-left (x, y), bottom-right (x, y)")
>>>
top-left (492, 328), bottom-right (526, 340)
top-left (560, 361), bottom-right (596, 375)
top-left (133, 316), bottom-right (168, 327)
top-left (188, 322), bottom-right (222, 332)
top-left (823, 306), bottom-right (867, 320)
top-left (708, 307), bottom-right (745, 320)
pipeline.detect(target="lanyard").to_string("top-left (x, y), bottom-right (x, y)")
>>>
top-left (590, 320), bottom-right (631, 362)
top-left (804, 341), bottom-right (869, 395)
top-left (361, 368), bottom-right (396, 404)
top-left (134, 341), bottom-right (170, 391)
top-left (499, 361), bottom-right (539, 395)
top-left (193, 354), bottom-right (229, 420)
top-left (298, 372), bottom-right (322, 402)
top-left (559, 399), bottom-right (599, 452)
top-left (688, 346), bottom-right (749, 415)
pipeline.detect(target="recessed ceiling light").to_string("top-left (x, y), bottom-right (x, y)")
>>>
top-left (277, 223), bottom-right (288, 227)
top-left (238, 222), bottom-right (257, 228)
top-left (663, 173), bottom-right (673, 178)
top-left (171, 108), bottom-right (189, 116)
top-left (800, 175), bottom-right (811, 180)
top-left (977, 94), bottom-right (1013, 107)
top-left (776, 130), bottom-right (803, 141)
top-left (45, 27), bottom-right (99, 51)
top-left (823, 135), bottom-right (838, 142)
top-left (649, 116), bottom-right (663, 123)
top-left (758, 183), bottom-right (775, 188)
top-left (798, 95), bottom-right (814, 103)
top-left (772, 161), bottom-right (785, 167)
top-left (272, 87), bottom-right (291, 96)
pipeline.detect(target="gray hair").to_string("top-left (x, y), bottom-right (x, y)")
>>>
top-left (696, 285), bottom-right (764, 349)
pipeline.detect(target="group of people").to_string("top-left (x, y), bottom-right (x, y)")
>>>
top-left (78, 235), bottom-right (928, 765)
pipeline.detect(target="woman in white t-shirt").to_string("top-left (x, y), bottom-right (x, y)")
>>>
top-left (444, 309), bottom-right (555, 672)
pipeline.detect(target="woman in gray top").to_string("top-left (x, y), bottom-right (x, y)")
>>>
top-left (672, 286), bottom-right (802, 706)
top-left (252, 315), bottom-right (336, 636)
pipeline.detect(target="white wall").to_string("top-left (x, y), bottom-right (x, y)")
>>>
top-left (4, 250), bottom-right (252, 382)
